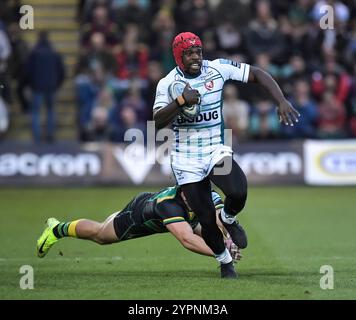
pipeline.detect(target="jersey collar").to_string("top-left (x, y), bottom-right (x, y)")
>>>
top-left (176, 66), bottom-right (202, 79)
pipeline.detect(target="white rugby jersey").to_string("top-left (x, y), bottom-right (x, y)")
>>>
top-left (153, 59), bottom-right (250, 160)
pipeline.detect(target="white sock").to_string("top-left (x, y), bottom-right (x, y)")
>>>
top-left (215, 248), bottom-right (233, 264)
top-left (221, 208), bottom-right (236, 225)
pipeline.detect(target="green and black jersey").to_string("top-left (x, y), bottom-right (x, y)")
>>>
top-left (113, 186), bottom-right (223, 241)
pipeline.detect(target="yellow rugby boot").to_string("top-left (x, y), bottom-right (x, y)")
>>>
top-left (36, 218), bottom-right (60, 258)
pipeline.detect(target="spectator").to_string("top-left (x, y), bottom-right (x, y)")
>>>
top-left (317, 90), bottom-right (347, 139)
top-left (87, 89), bottom-right (116, 141)
top-left (288, 0), bottom-right (312, 26)
top-left (281, 0), bottom-right (312, 59)
top-left (344, 18), bottom-right (356, 70)
top-left (175, 0), bottom-right (213, 37)
top-left (254, 53), bottom-right (280, 79)
top-left (247, 53), bottom-right (281, 102)
top-left (75, 63), bottom-right (120, 141)
top-left (311, 67), bottom-right (351, 106)
top-left (109, 87), bottom-right (147, 143)
top-left (215, 0), bottom-right (252, 29)
top-left (24, 31), bottom-right (65, 143)
top-left (346, 64), bottom-right (356, 137)
top-left (0, 20), bottom-right (11, 104)
top-left (280, 55), bottom-right (307, 80)
top-left (4, 1), bottom-right (356, 143)
top-left (311, 0), bottom-right (350, 25)
top-left (249, 100), bottom-right (280, 140)
top-left (7, 22), bottom-right (30, 113)
top-left (142, 60), bottom-right (164, 119)
top-left (77, 32), bottom-right (117, 76)
top-left (77, 0), bottom-right (112, 24)
top-left (149, 8), bottom-right (176, 74)
top-left (89, 105), bottom-right (111, 141)
top-left (0, 96), bottom-right (9, 140)
top-left (113, 0), bottom-right (149, 39)
top-left (282, 79), bottom-right (318, 139)
top-left (111, 0), bottom-right (149, 9)
top-left (222, 83), bottom-right (250, 143)
top-left (245, 0), bottom-right (286, 63)
top-left (118, 85), bottom-right (148, 123)
top-left (216, 22), bottom-right (245, 56)
top-left (200, 30), bottom-right (220, 60)
top-left (0, 0), bottom-right (22, 24)
top-left (109, 106), bottom-right (136, 142)
top-left (114, 25), bottom-right (149, 82)
top-left (81, 5), bottom-right (118, 47)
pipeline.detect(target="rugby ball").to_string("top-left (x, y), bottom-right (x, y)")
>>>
top-left (168, 80), bottom-right (200, 120)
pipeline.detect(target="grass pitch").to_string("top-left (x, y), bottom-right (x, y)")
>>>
top-left (0, 186), bottom-right (355, 300)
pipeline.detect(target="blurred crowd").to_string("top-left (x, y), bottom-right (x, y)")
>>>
top-left (0, 0), bottom-right (355, 144)
top-left (0, 0), bottom-right (65, 143)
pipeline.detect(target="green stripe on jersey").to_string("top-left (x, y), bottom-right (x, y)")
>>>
top-left (200, 103), bottom-right (222, 112)
top-left (198, 137), bottom-right (202, 160)
top-left (200, 100), bottom-right (220, 107)
top-left (176, 122), bottom-right (222, 130)
top-left (163, 217), bottom-right (185, 225)
top-left (174, 150), bottom-right (215, 157)
top-left (151, 186), bottom-right (178, 203)
top-left (178, 138), bottom-right (221, 147)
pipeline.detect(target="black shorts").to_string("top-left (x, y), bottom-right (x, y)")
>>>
top-left (113, 192), bottom-right (156, 241)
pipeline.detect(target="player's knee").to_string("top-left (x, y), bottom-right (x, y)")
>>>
top-left (94, 225), bottom-right (112, 245)
top-left (233, 190), bottom-right (247, 209)
top-left (226, 186), bottom-right (247, 213)
top-left (95, 235), bottom-right (111, 245)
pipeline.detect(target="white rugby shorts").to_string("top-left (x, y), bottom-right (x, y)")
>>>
top-left (171, 145), bottom-right (233, 185)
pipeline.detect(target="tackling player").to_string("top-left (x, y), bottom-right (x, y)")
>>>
top-left (153, 32), bottom-right (300, 278)
top-left (36, 187), bottom-right (241, 278)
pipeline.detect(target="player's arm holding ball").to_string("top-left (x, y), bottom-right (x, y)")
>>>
top-left (153, 83), bottom-right (200, 129)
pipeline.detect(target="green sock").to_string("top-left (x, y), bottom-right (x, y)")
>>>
top-left (53, 222), bottom-right (71, 238)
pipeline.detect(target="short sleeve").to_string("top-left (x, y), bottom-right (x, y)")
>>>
top-left (156, 199), bottom-right (187, 226)
top-left (153, 78), bottom-right (171, 111)
top-left (212, 59), bottom-right (250, 83)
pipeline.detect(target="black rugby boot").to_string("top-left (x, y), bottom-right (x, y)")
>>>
top-left (220, 261), bottom-right (238, 279)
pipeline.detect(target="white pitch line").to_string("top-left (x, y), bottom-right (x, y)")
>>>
top-left (274, 256), bottom-right (356, 261)
top-left (0, 256), bottom-right (123, 262)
